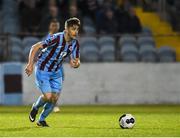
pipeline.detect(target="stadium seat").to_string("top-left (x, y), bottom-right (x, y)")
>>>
top-left (8, 37), bottom-right (23, 61)
top-left (121, 44), bottom-right (139, 62)
top-left (83, 17), bottom-right (94, 26)
top-left (80, 36), bottom-right (97, 46)
top-left (22, 36), bottom-right (40, 47)
top-left (83, 25), bottom-right (96, 34)
top-left (9, 36), bottom-right (22, 47)
top-left (99, 36), bottom-right (115, 46)
top-left (81, 44), bottom-right (99, 62)
top-left (100, 51), bottom-right (115, 62)
top-left (80, 37), bottom-right (99, 62)
top-left (9, 46), bottom-right (22, 61)
top-left (139, 43), bottom-right (155, 50)
top-left (22, 37), bottom-right (40, 61)
top-left (3, 22), bottom-right (19, 34)
top-left (99, 36), bottom-right (115, 62)
top-left (10, 54), bottom-right (22, 61)
top-left (100, 45), bottom-right (115, 62)
top-left (139, 46), bottom-right (157, 62)
top-left (118, 35), bottom-right (137, 47)
top-left (137, 36), bottom-right (155, 47)
top-left (158, 46), bottom-right (176, 62)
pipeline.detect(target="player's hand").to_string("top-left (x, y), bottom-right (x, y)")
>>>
top-left (25, 63), bottom-right (33, 76)
top-left (70, 58), bottom-right (80, 68)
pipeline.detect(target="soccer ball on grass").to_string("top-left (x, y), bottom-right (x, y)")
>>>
top-left (119, 114), bottom-right (135, 129)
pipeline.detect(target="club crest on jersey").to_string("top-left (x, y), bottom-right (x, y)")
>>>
top-left (50, 35), bottom-right (55, 39)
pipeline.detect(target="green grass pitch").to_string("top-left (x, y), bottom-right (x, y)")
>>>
top-left (0, 105), bottom-right (180, 137)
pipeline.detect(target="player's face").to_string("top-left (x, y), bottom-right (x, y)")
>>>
top-left (67, 25), bottom-right (79, 39)
top-left (49, 22), bottom-right (60, 33)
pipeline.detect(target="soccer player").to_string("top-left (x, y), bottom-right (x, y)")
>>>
top-left (25, 17), bottom-right (80, 127)
top-left (45, 18), bottom-right (62, 113)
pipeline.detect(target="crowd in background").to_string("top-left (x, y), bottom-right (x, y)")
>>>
top-left (0, 0), bottom-right (177, 63)
top-left (17, 0), bottom-right (142, 35)
top-left (165, 0), bottom-right (180, 31)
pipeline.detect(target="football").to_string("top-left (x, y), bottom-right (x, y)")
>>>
top-left (119, 114), bottom-right (135, 129)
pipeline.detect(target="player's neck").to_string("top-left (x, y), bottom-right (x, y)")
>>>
top-left (64, 31), bottom-right (72, 42)
top-left (49, 31), bottom-right (55, 35)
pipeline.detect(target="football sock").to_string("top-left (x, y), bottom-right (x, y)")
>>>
top-left (39, 102), bottom-right (55, 121)
top-left (33, 95), bottom-right (46, 110)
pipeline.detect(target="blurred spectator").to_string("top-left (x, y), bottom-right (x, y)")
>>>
top-left (48, 18), bottom-right (60, 35)
top-left (116, 0), bottom-right (132, 11)
top-left (127, 7), bottom-right (142, 33)
top-left (57, 0), bottom-right (69, 20)
top-left (66, 2), bottom-right (82, 20)
top-left (167, 0), bottom-right (180, 31)
top-left (141, 0), bottom-right (158, 11)
top-left (116, 7), bottom-right (130, 33)
top-left (78, 0), bottom-right (99, 21)
top-left (18, 0), bottom-right (42, 33)
top-left (97, 8), bottom-right (118, 34)
top-left (65, 2), bottom-right (83, 33)
top-left (39, 4), bottom-right (62, 33)
top-left (16, 0), bottom-right (142, 34)
top-left (102, 0), bottom-right (116, 9)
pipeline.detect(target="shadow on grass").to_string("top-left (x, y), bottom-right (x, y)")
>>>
top-left (0, 126), bottom-right (35, 132)
top-left (57, 126), bottom-right (120, 130)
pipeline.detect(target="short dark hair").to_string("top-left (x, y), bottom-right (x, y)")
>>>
top-left (65, 17), bottom-right (80, 29)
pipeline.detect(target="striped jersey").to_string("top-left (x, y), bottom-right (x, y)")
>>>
top-left (36, 31), bottom-right (80, 72)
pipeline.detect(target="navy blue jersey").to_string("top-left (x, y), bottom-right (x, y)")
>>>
top-left (37, 31), bottom-right (80, 72)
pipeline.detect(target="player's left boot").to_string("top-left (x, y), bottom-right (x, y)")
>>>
top-left (29, 104), bottom-right (38, 122)
top-left (37, 121), bottom-right (49, 127)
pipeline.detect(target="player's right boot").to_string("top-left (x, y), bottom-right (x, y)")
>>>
top-left (37, 121), bottom-right (49, 127)
top-left (53, 106), bottom-right (60, 113)
top-left (29, 104), bottom-right (38, 122)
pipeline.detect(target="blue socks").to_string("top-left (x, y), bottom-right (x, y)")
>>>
top-left (39, 102), bottom-right (55, 121)
top-left (32, 95), bottom-right (56, 122)
top-left (33, 96), bottom-right (46, 110)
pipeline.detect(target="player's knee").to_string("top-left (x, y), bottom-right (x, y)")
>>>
top-left (44, 94), bottom-right (53, 102)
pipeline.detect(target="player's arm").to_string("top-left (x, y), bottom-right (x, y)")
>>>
top-left (70, 57), bottom-right (80, 68)
top-left (70, 41), bottom-right (80, 68)
top-left (25, 34), bottom-right (58, 76)
top-left (25, 42), bottom-right (43, 76)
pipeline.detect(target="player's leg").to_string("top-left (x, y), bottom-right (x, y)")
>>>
top-left (36, 77), bottom-right (62, 126)
top-left (53, 93), bottom-right (61, 112)
top-left (29, 68), bottom-right (52, 123)
top-left (53, 67), bottom-right (64, 112)
top-left (37, 92), bottom-right (55, 127)
top-left (51, 77), bottom-right (63, 112)
top-left (33, 95), bottom-right (46, 110)
top-left (36, 73), bottom-right (63, 127)
top-left (29, 91), bottom-right (52, 123)
top-left (29, 94), bottom-right (46, 122)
